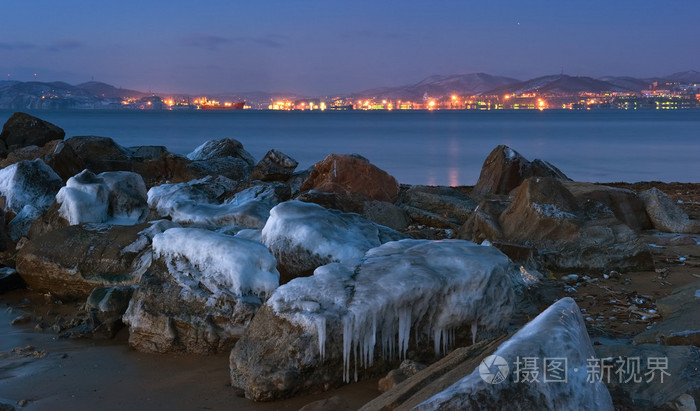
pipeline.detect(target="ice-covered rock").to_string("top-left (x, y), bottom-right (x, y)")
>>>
top-left (187, 138), bottom-right (255, 166)
top-left (15, 223), bottom-right (156, 299)
top-left (415, 297), bottom-right (613, 411)
top-left (229, 239), bottom-right (517, 401)
top-left (0, 159), bottom-right (64, 240)
top-left (0, 139), bottom-right (85, 181)
top-left (123, 227), bottom-right (279, 353)
top-left (148, 178), bottom-right (279, 229)
top-left (261, 200), bottom-right (407, 281)
top-left (56, 170), bottom-right (148, 225)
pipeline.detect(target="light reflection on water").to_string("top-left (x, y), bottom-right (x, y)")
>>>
top-left (2, 109), bottom-right (699, 186)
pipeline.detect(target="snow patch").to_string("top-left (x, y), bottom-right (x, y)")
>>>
top-left (268, 239), bottom-right (516, 383)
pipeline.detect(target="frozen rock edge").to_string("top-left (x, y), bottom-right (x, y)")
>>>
top-left (229, 239), bottom-right (517, 401)
top-left (415, 297), bottom-right (613, 411)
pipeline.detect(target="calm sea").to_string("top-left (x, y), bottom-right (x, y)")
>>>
top-left (2, 109), bottom-right (699, 186)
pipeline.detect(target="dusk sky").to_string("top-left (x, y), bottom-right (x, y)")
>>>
top-left (1, 1), bottom-right (698, 96)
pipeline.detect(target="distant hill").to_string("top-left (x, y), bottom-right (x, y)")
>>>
top-left (662, 70), bottom-right (700, 83)
top-left (348, 73), bottom-right (520, 100)
top-left (484, 74), bottom-right (633, 96)
top-left (77, 81), bottom-right (148, 99)
top-left (598, 76), bottom-right (655, 92)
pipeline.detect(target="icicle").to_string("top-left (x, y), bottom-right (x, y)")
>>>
top-left (342, 315), bottom-right (353, 383)
top-left (471, 322), bottom-right (478, 345)
top-left (433, 328), bottom-right (442, 356)
top-left (441, 329), bottom-right (447, 355)
top-left (368, 314), bottom-right (377, 367)
top-left (354, 336), bottom-right (359, 382)
top-left (316, 316), bottom-right (326, 362)
top-left (398, 308), bottom-right (411, 360)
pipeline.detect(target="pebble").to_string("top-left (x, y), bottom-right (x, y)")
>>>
top-left (17, 399), bottom-right (28, 407)
top-left (50, 324), bottom-right (61, 334)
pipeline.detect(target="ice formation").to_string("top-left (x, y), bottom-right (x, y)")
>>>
top-left (415, 297), bottom-right (613, 410)
top-left (148, 179), bottom-right (278, 228)
top-left (56, 170), bottom-right (148, 225)
top-left (267, 239), bottom-right (516, 382)
top-left (152, 227), bottom-right (279, 300)
top-left (0, 159), bottom-right (63, 213)
top-left (262, 201), bottom-right (405, 269)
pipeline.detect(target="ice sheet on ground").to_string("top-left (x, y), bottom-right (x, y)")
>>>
top-left (415, 297), bottom-right (613, 411)
top-left (152, 227), bottom-right (279, 300)
top-left (148, 179), bottom-right (278, 228)
top-left (262, 200), bottom-right (406, 268)
top-left (268, 239), bottom-right (516, 382)
top-left (56, 170), bottom-right (148, 225)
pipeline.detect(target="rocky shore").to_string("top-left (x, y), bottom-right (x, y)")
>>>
top-left (0, 112), bottom-right (699, 410)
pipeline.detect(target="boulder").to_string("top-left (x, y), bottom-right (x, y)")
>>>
top-left (0, 159), bottom-right (64, 241)
top-left (0, 139), bottom-right (85, 181)
top-left (148, 179), bottom-right (279, 229)
top-left (564, 181), bottom-right (652, 232)
top-left (457, 199), bottom-right (510, 243)
top-left (65, 136), bottom-right (134, 173)
top-left (261, 201), bottom-right (407, 282)
top-left (295, 190), bottom-right (365, 214)
top-left (378, 360), bottom-right (427, 393)
top-left (497, 178), bottom-right (653, 272)
top-left (0, 112), bottom-right (65, 151)
top-left (300, 154), bottom-right (399, 203)
top-left (362, 200), bottom-right (411, 231)
top-left (397, 185), bottom-right (476, 228)
top-left (229, 239), bottom-right (517, 401)
top-left (123, 227), bottom-right (279, 354)
top-left (250, 149), bottom-right (298, 181)
top-left (56, 170), bottom-right (148, 225)
top-left (639, 187), bottom-right (700, 234)
top-left (414, 297), bottom-right (613, 410)
top-left (15, 223), bottom-right (155, 299)
top-left (187, 138), bottom-right (255, 166)
top-left (0, 267), bottom-right (25, 293)
top-left (594, 344), bottom-right (700, 409)
top-left (633, 280), bottom-right (700, 346)
top-left (85, 285), bottom-right (135, 338)
top-left (186, 156), bottom-right (251, 182)
top-left (472, 145), bottom-right (569, 197)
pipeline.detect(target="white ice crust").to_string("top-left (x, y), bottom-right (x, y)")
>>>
top-left (147, 179), bottom-right (278, 229)
top-left (416, 297), bottom-right (613, 411)
top-left (268, 239), bottom-right (516, 382)
top-left (56, 170), bottom-right (148, 225)
top-left (262, 201), bottom-right (400, 268)
top-left (0, 159), bottom-right (62, 213)
top-left (152, 227), bottom-right (279, 300)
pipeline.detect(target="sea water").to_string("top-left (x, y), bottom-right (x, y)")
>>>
top-left (2, 109), bottom-right (699, 186)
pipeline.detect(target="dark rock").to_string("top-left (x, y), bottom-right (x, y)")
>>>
top-left (295, 190), bottom-right (365, 213)
top-left (0, 267), bottom-right (25, 293)
top-left (639, 187), bottom-right (700, 234)
top-left (299, 395), bottom-right (352, 411)
top-left (362, 200), bottom-right (411, 231)
top-left (457, 199), bottom-right (510, 243)
top-left (186, 157), bottom-right (251, 182)
top-left (0, 140), bottom-right (85, 181)
top-left (397, 185), bottom-right (476, 228)
top-left (0, 112), bottom-right (65, 151)
top-left (15, 223), bottom-right (153, 299)
top-left (250, 149), bottom-right (298, 181)
top-left (565, 181), bottom-right (652, 232)
top-left (26, 202), bottom-right (69, 239)
top-left (472, 145), bottom-right (569, 197)
top-left (65, 136), bottom-right (133, 173)
top-left (594, 343), bottom-right (700, 409)
top-left (633, 280), bottom-right (700, 346)
top-left (187, 138), bottom-right (255, 166)
top-left (129, 145), bottom-right (169, 160)
top-left (85, 286), bottom-right (135, 338)
top-left (300, 154), bottom-right (399, 203)
top-left (378, 360), bottom-right (428, 393)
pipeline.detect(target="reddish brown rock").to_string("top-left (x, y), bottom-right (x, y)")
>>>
top-left (472, 145), bottom-right (568, 197)
top-left (300, 154), bottom-right (399, 203)
top-left (0, 139), bottom-right (85, 181)
top-left (564, 181), bottom-right (652, 232)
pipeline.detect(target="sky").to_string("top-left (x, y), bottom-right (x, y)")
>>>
top-left (1, 0), bottom-right (698, 96)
